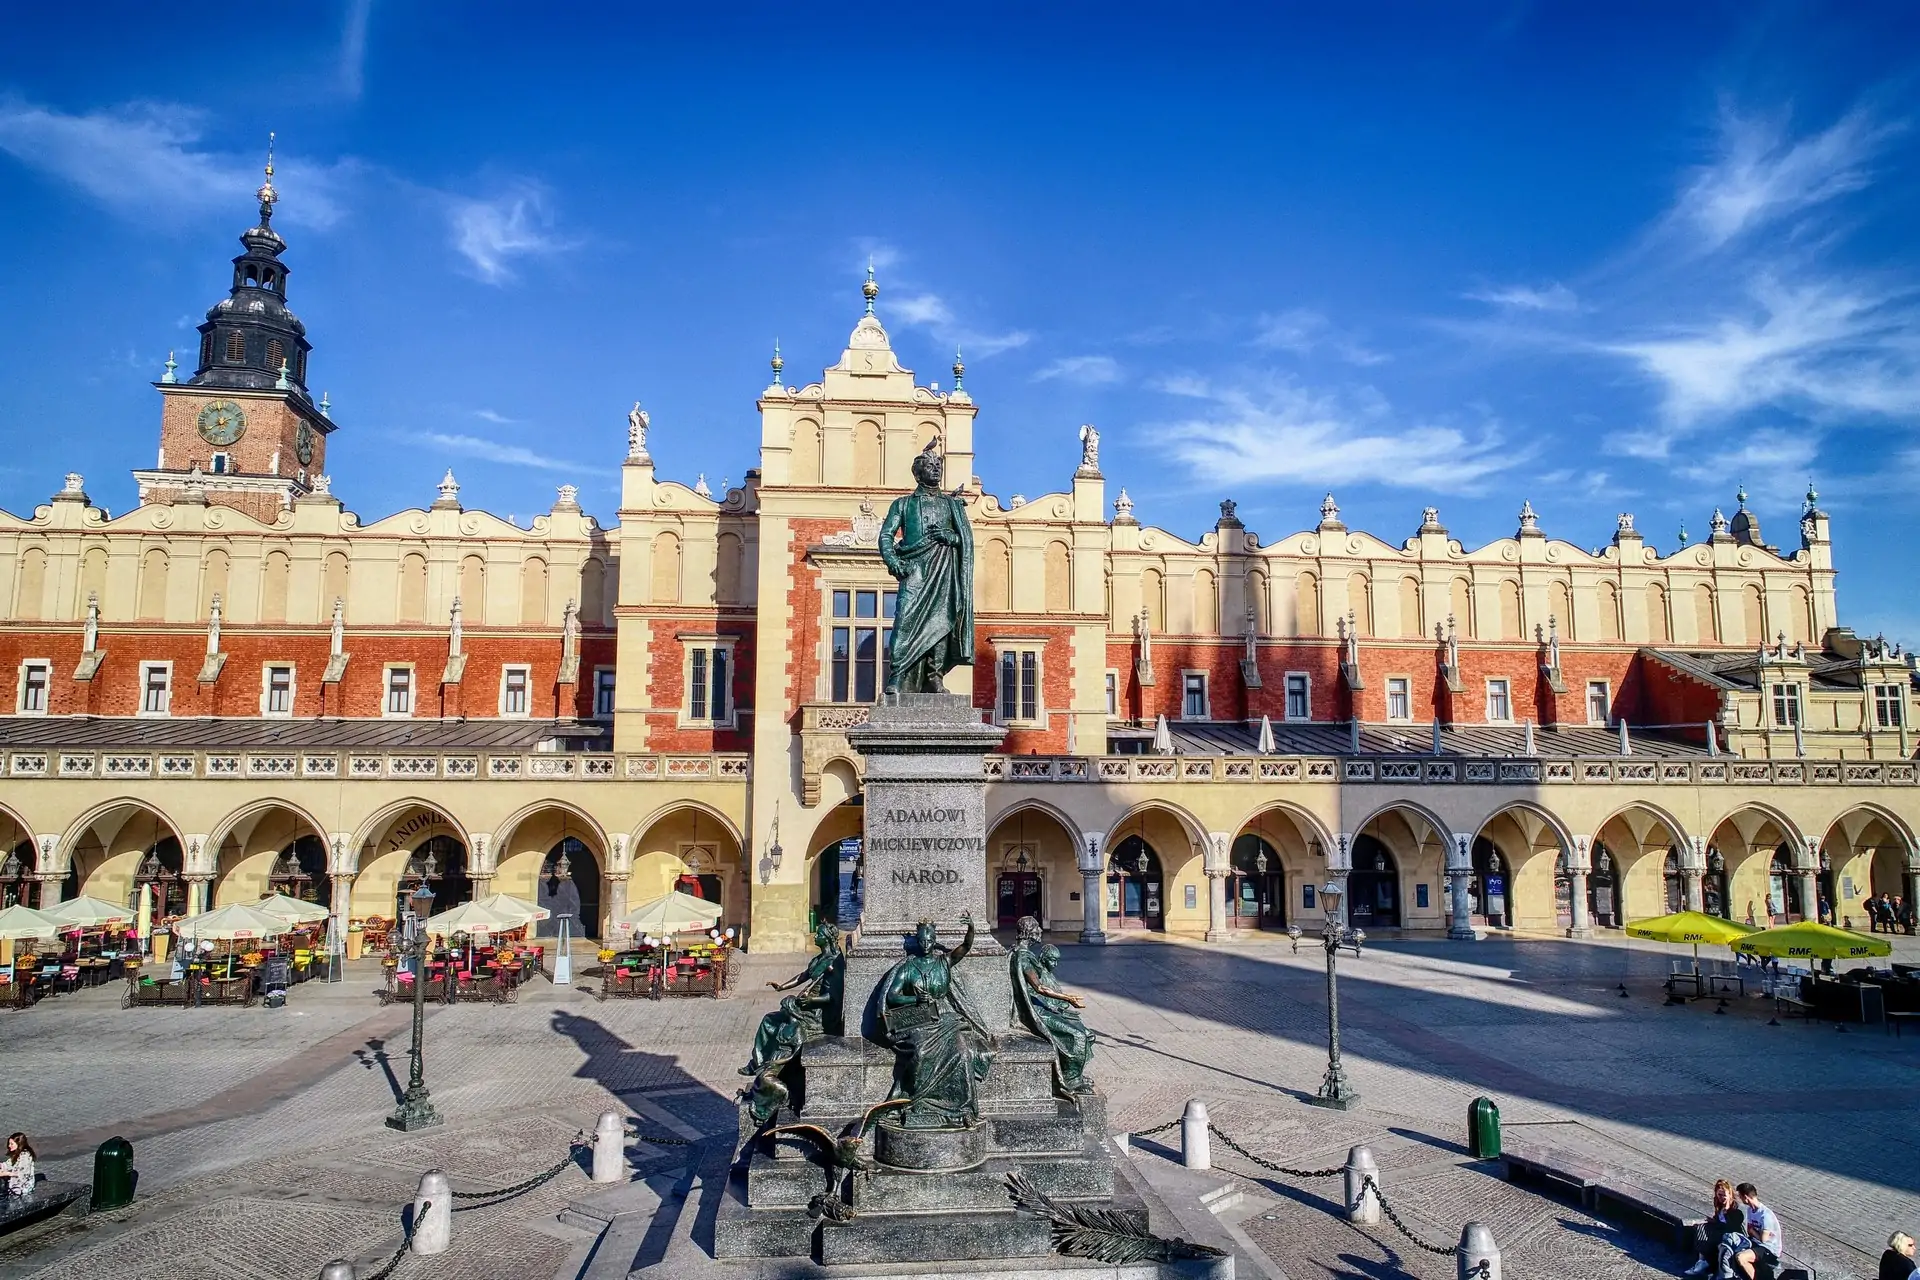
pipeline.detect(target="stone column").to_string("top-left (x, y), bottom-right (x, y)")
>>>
top-left (1565, 836), bottom-right (1592, 938)
top-left (602, 873), bottom-right (627, 938)
top-left (35, 873), bottom-right (65, 909)
top-left (1906, 866), bottom-right (1920, 930)
top-left (1678, 837), bottom-right (1705, 913)
top-left (1794, 870), bottom-right (1820, 923)
top-left (1076, 833), bottom-right (1107, 945)
top-left (185, 875), bottom-right (213, 916)
top-left (329, 873), bottom-right (356, 926)
top-left (1203, 832), bottom-right (1231, 942)
top-left (1446, 834), bottom-right (1475, 941)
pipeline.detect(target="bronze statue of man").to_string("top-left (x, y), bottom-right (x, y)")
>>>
top-left (879, 441), bottom-right (974, 694)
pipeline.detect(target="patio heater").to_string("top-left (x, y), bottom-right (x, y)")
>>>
top-left (1307, 880), bottom-right (1360, 1111)
top-left (388, 881), bottom-right (442, 1132)
top-left (551, 842), bottom-right (574, 986)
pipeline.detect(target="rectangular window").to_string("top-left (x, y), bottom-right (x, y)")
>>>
top-left (209, 452), bottom-right (231, 475)
top-left (1416, 883), bottom-right (1430, 909)
top-left (1874, 683), bottom-right (1904, 729)
top-left (1182, 672), bottom-right (1208, 719)
top-left (1104, 670), bottom-right (1118, 717)
top-left (1302, 883), bottom-right (1316, 910)
top-left (1486, 678), bottom-right (1512, 723)
top-left (18, 661), bottom-right (49, 714)
top-left (995, 647), bottom-right (1042, 723)
top-left (1285, 673), bottom-right (1310, 721)
top-left (594, 669), bottom-right (616, 718)
top-left (386, 667), bottom-right (413, 716)
top-left (1386, 676), bottom-right (1410, 721)
top-left (140, 663), bottom-right (171, 715)
top-left (829, 587), bottom-right (895, 702)
top-left (684, 643), bottom-right (732, 725)
top-left (264, 665), bottom-right (293, 716)
top-left (501, 666), bottom-right (530, 717)
top-left (1771, 682), bottom-right (1802, 728)
top-left (1587, 679), bottom-right (1610, 725)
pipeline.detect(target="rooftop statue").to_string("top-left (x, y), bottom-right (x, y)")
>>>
top-left (878, 441), bottom-right (975, 694)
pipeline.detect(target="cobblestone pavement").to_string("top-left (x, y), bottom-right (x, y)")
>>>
top-left (0, 931), bottom-right (1913, 1278)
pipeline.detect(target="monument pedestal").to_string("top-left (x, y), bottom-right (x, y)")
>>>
top-left (716, 693), bottom-right (1157, 1268)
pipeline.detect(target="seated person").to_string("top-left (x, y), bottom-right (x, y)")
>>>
top-left (1685, 1179), bottom-right (1740, 1277)
top-left (1882, 1231), bottom-right (1918, 1280)
top-left (1715, 1207), bottom-right (1757, 1280)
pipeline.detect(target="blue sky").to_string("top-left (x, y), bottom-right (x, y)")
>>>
top-left (3, 4), bottom-right (1920, 638)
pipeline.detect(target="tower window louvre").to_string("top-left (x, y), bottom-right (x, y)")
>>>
top-left (267, 339), bottom-right (284, 370)
top-left (225, 331), bottom-right (246, 363)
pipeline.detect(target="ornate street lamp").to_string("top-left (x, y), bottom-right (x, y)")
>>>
top-left (1308, 880), bottom-right (1360, 1111)
top-left (388, 881), bottom-right (442, 1131)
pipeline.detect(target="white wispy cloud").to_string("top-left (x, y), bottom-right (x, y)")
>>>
top-left (1033, 355), bottom-right (1120, 385)
top-left (410, 431), bottom-right (583, 473)
top-left (1668, 427), bottom-right (1820, 511)
top-left (1252, 309), bottom-right (1387, 365)
top-left (1672, 106), bottom-right (1897, 250)
top-left (448, 186), bottom-right (567, 283)
top-left (1464, 282), bottom-right (1580, 312)
top-left (1604, 275), bottom-right (1920, 426)
top-left (1159, 379), bottom-right (1519, 493)
top-left (339, 0), bottom-right (374, 99)
top-left (0, 96), bottom-right (350, 227)
top-left (471, 409), bottom-right (518, 425)
top-left (890, 293), bottom-right (953, 326)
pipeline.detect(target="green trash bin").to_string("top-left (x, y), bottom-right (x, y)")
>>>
top-left (91, 1136), bottom-right (135, 1211)
top-left (1468, 1096), bottom-right (1501, 1160)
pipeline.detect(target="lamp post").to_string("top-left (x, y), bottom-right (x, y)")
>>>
top-left (1308, 880), bottom-right (1360, 1111)
top-left (388, 881), bottom-right (442, 1131)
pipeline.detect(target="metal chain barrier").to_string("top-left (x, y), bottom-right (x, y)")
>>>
top-left (1361, 1174), bottom-right (1455, 1257)
top-left (1130, 1118), bottom-right (1181, 1138)
top-left (359, 1212), bottom-right (418, 1280)
top-left (1207, 1123), bottom-right (1344, 1180)
top-left (448, 1150), bottom-right (580, 1212)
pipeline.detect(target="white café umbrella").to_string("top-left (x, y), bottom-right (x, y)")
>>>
top-left (169, 902), bottom-right (290, 941)
top-left (0, 903), bottom-right (60, 940)
top-left (621, 890), bottom-right (722, 935)
top-left (1256, 714), bottom-right (1276, 754)
top-left (45, 895), bottom-right (135, 928)
top-left (1153, 715), bottom-right (1173, 754)
top-left (255, 892), bottom-right (330, 925)
top-left (135, 883), bottom-right (153, 941)
top-left (423, 895), bottom-right (549, 934)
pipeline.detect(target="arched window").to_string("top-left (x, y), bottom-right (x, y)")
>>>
top-left (77, 547), bottom-right (107, 617)
top-left (1140, 568), bottom-right (1165, 632)
top-left (1451, 577), bottom-right (1474, 638)
top-left (261, 550), bottom-right (291, 623)
top-left (1646, 583), bottom-right (1670, 643)
top-left (1597, 580), bottom-right (1620, 642)
top-left (1192, 569), bottom-right (1217, 633)
top-left (398, 552), bottom-right (428, 622)
top-left (137, 548), bottom-right (170, 621)
top-left (716, 532), bottom-right (744, 604)
top-left (1549, 580), bottom-right (1573, 640)
top-left (199, 549), bottom-right (231, 620)
top-left (1347, 572), bottom-right (1371, 636)
top-left (852, 420), bottom-right (882, 487)
top-left (1498, 579), bottom-right (1522, 640)
top-left (1248, 571), bottom-right (1269, 633)
top-left (1043, 541), bottom-right (1071, 613)
top-left (581, 557), bottom-right (607, 623)
top-left (520, 557), bottom-right (549, 624)
top-left (1695, 584), bottom-right (1719, 643)
top-left (1790, 585), bottom-right (1811, 644)
top-left (1742, 584), bottom-right (1764, 645)
top-left (459, 555), bottom-right (486, 618)
top-left (650, 533), bottom-right (680, 603)
top-left (1398, 576), bottom-right (1421, 639)
top-left (1294, 571), bottom-right (1320, 637)
top-left (789, 420), bottom-right (822, 485)
top-left (15, 547), bottom-right (46, 621)
top-left (225, 330), bottom-right (246, 363)
top-left (323, 551), bottom-right (350, 619)
top-left (979, 539), bottom-right (1012, 613)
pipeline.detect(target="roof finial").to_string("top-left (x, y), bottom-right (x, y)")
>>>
top-left (951, 345), bottom-right (965, 390)
top-left (256, 130), bottom-right (279, 222)
top-left (1736, 482), bottom-right (1748, 511)
top-left (862, 257), bottom-right (878, 315)
top-left (161, 350), bottom-right (177, 384)
top-left (274, 358), bottom-right (291, 391)
top-left (1804, 477), bottom-right (1819, 511)
top-left (1677, 521), bottom-right (1689, 548)
top-left (770, 338), bottom-right (783, 382)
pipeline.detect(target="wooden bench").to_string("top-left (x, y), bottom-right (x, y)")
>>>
top-left (1773, 994), bottom-right (1817, 1022)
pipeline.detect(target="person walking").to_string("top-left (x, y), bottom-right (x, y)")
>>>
top-left (1737, 1183), bottom-right (1782, 1277)
top-left (1880, 1231), bottom-right (1917, 1280)
top-left (0, 1133), bottom-right (35, 1196)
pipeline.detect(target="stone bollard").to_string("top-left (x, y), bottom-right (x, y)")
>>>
top-left (1343, 1145), bottom-right (1380, 1224)
top-left (1181, 1099), bottom-right (1211, 1171)
top-left (317, 1263), bottom-right (356, 1280)
top-left (1457, 1221), bottom-right (1500, 1279)
top-left (592, 1111), bottom-right (627, 1184)
top-left (410, 1170), bottom-right (452, 1256)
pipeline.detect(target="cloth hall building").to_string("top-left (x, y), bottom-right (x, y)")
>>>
top-left (1, 180), bottom-right (1917, 954)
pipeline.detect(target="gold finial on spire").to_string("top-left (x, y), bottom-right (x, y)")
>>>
top-left (862, 257), bottom-right (878, 314)
top-left (951, 346), bottom-right (965, 390)
top-left (770, 338), bottom-right (783, 380)
top-left (256, 130), bottom-right (279, 219)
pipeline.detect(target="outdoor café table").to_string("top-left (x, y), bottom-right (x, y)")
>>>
top-left (1705, 969), bottom-right (1748, 997)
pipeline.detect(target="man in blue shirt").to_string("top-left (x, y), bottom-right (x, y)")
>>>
top-left (1736, 1183), bottom-right (1782, 1274)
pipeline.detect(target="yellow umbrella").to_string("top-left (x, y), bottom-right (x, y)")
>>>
top-left (1624, 910), bottom-right (1759, 984)
top-left (1732, 921), bottom-right (1892, 961)
top-left (620, 890), bottom-right (722, 935)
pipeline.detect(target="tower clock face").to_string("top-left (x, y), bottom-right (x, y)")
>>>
top-left (196, 400), bottom-right (247, 446)
top-left (295, 420), bottom-right (316, 465)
